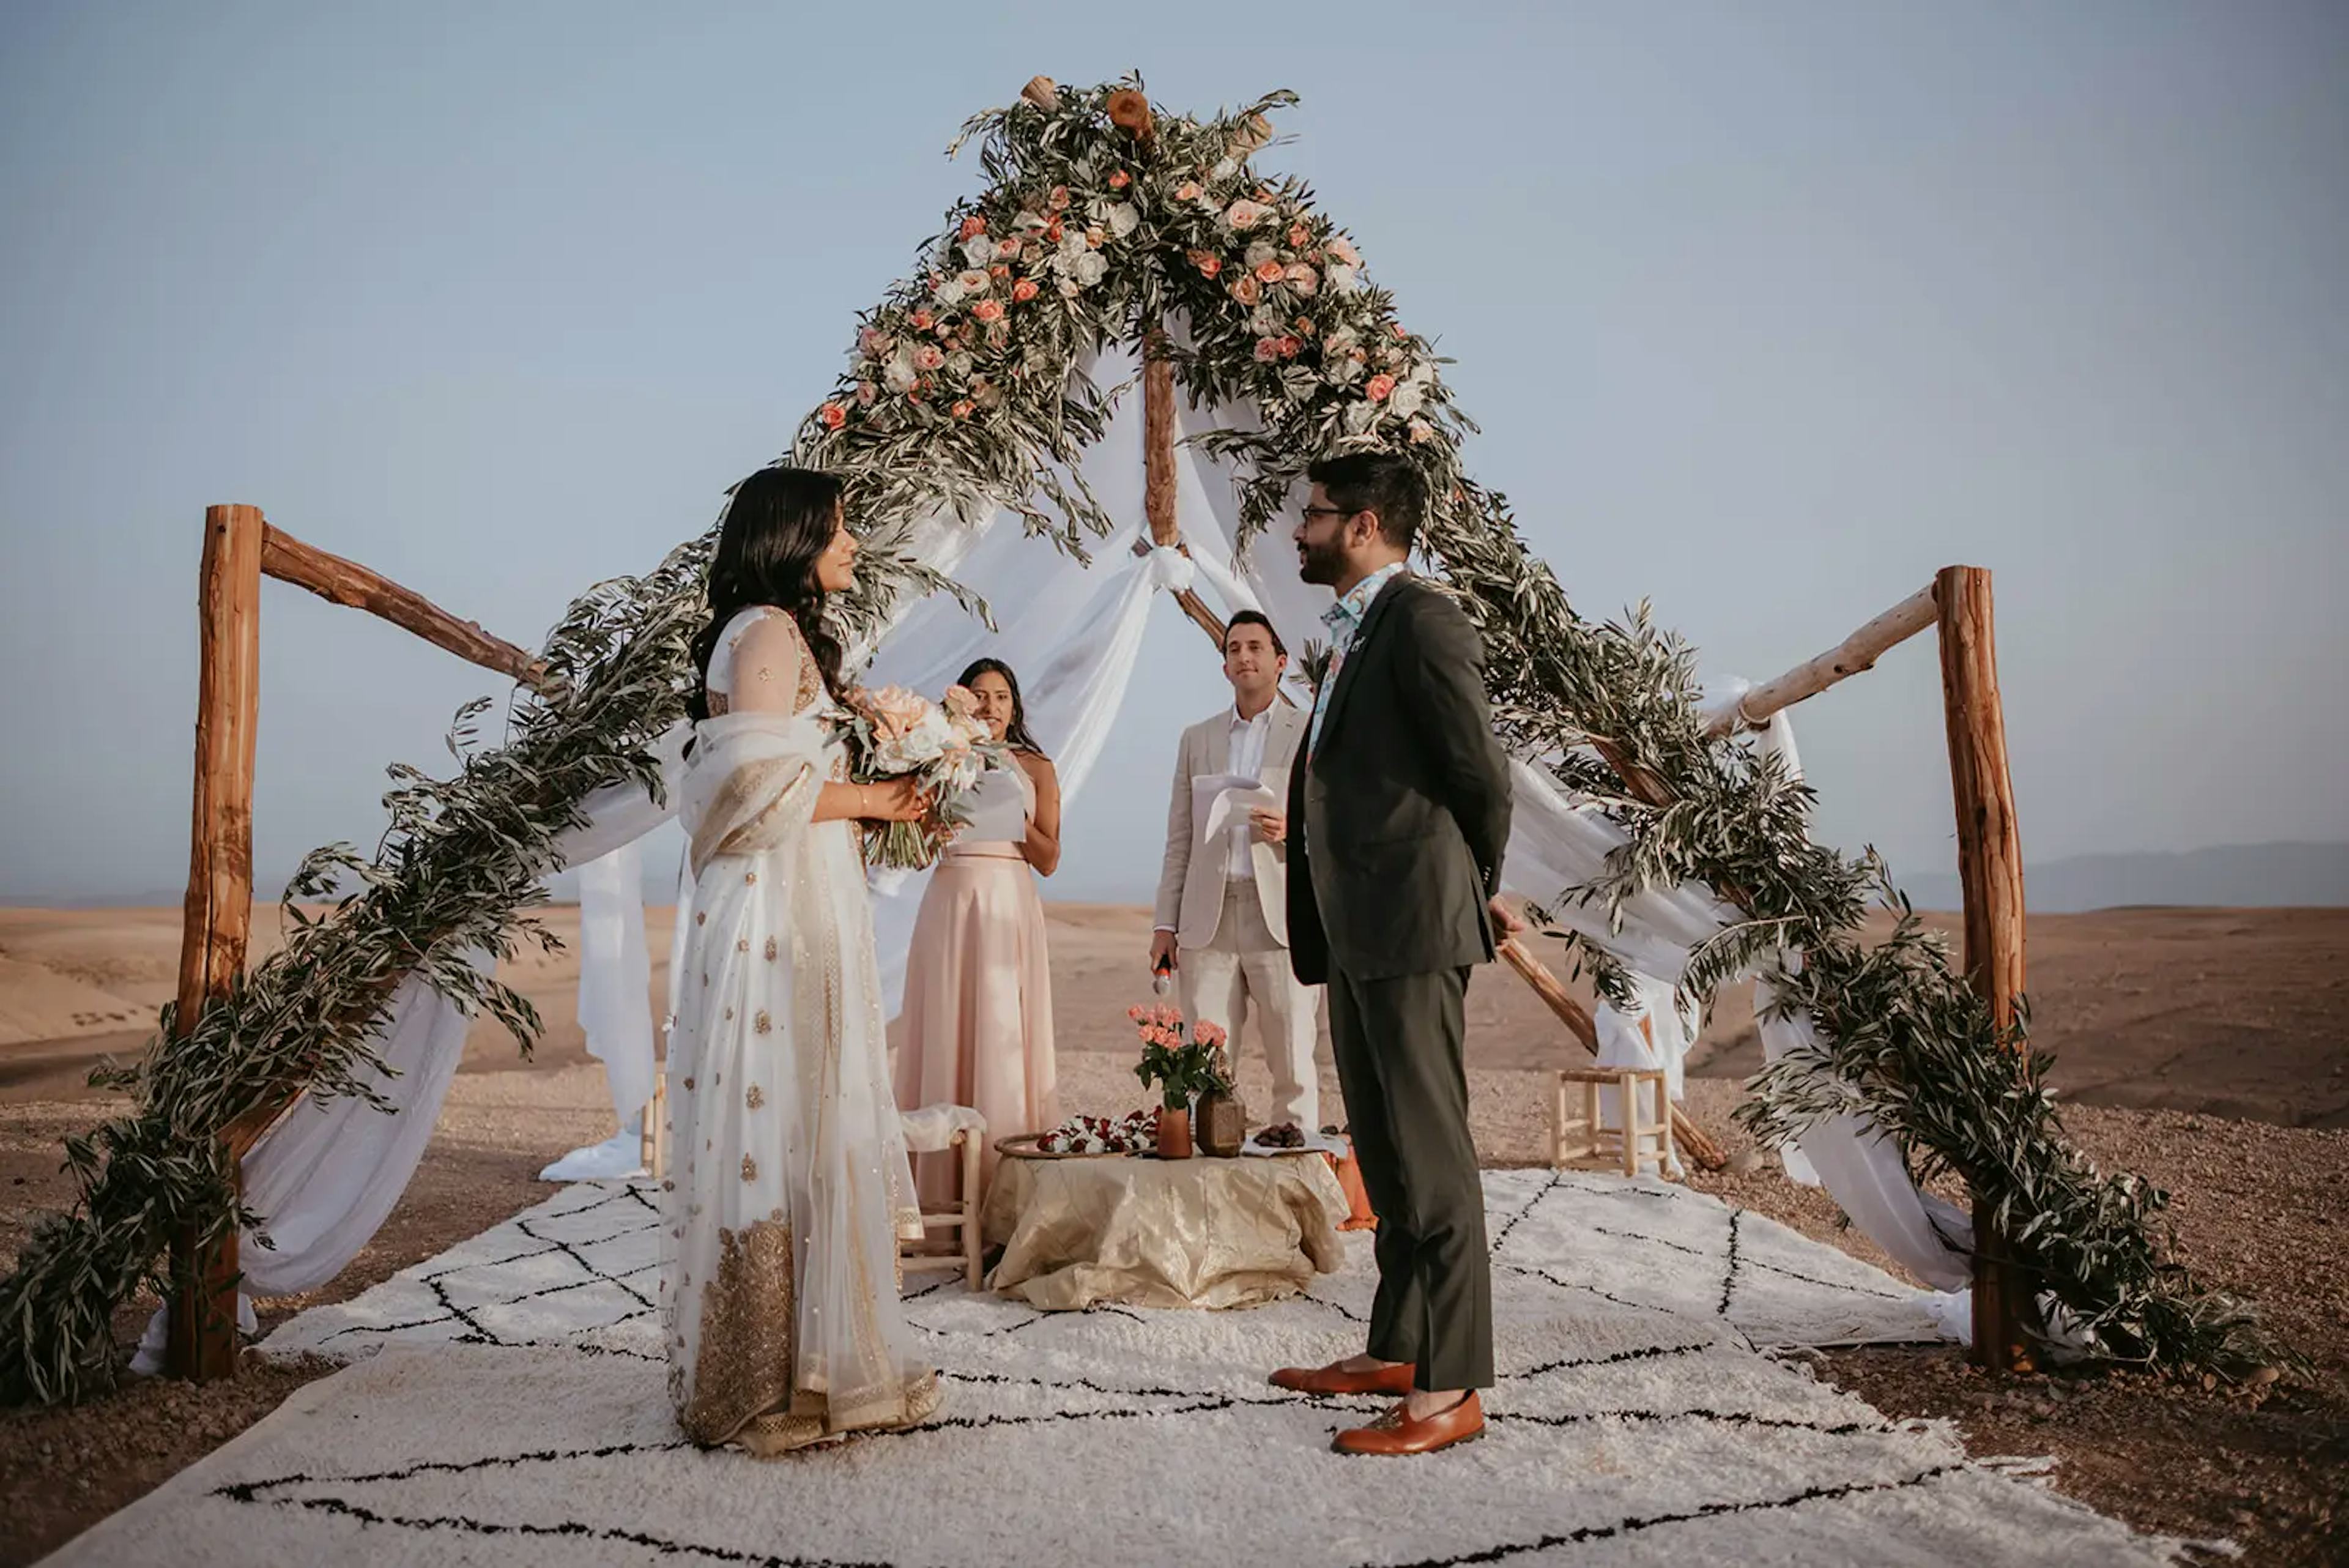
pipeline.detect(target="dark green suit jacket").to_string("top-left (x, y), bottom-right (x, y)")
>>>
top-left (1286, 573), bottom-right (1513, 986)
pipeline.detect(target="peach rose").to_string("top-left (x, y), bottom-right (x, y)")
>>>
top-left (1365, 373), bottom-right (1396, 401)
top-left (1285, 263), bottom-right (1318, 295)
top-left (1012, 277), bottom-right (1039, 302)
top-left (1288, 223), bottom-right (1311, 248)
top-left (1189, 248), bottom-right (1223, 278)
top-left (1048, 184), bottom-right (1071, 210)
top-left (972, 298), bottom-right (1005, 322)
top-left (996, 237), bottom-right (1021, 259)
top-left (910, 309), bottom-right (934, 331)
top-left (1224, 198), bottom-right (1268, 229)
top-left (1174, 180), bottom-right (1201, 203)
top-left (951, 399), bottom-right (974, 418)
top-left (959, 214), bottom-right (987, 240)
top-left (1085, 225), bottom-right (1105, 248)
top-left (1275, 335), bottom-right (1302, 359)
top-left (1327, 236), bottom-right (1361, 267)
top-left (1231, 274), bottom-right (1261, 306)
top-left (915, 344), bottom-right (944, 371)
top-left (1253, 258), bottom-right (1285, 284)
top-left (818, 402), bottom-right (847, 430)
top-left (1108, 169), bottom-right (1130, 189)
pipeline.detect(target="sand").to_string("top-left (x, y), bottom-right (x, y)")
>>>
top-left (1, 901), bottom-right (2345, 1562)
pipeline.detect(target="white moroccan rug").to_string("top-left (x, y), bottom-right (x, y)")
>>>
top-left (45, 1171), bottom-right (2186, 1567)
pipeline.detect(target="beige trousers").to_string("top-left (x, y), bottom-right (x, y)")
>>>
top-left (1181, 877), bottom-right (1321, 1129)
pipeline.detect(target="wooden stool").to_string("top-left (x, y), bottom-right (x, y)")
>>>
top-left (1550, 1066), bottom-right (1675, 1178)
top-left (640, 1071), bottom-right (669, 1181)
top-left (899, 1105), bottom-right (988, 1291)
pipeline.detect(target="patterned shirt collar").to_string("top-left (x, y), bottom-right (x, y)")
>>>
top-left (1319, 561), bottom-right (1407, 636)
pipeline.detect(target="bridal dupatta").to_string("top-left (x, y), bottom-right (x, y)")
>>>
top-left (661, 611), bottom-right (936, 1454)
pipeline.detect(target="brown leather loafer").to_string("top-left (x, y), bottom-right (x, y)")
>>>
top-left (1332, 1392), bottom-right (1485, 1455)
top-left (1267, 1359), bottom-right (1417, 1397)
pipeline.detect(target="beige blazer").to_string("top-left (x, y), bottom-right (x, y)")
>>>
top-left (1152, 702), bottom-right (1307, 950)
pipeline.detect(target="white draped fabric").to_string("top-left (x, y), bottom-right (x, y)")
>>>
top-left (150, 347), bottom-right (1979, 1367)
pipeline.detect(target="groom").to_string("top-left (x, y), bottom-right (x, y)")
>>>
top-left (1272, 452), bottom-right (1518, 1456)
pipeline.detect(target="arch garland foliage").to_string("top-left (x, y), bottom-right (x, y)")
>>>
top-left (0, 78), bottom-right (2272, 1407)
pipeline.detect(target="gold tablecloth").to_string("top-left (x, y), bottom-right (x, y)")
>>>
top-left (981, 1152), bottom-right (1351, 1310)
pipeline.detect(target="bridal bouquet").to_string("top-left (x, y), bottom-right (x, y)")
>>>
top-left (830, 683), bottom-right (1005, 870)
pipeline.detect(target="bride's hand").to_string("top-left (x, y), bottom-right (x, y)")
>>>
top-left (859, 778), bottom-right (932, 822)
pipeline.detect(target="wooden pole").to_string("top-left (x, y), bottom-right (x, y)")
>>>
top-left (260, 524), bottom-right (549, 689)
top-left (1498, 938), bottom-right (1726, 1170)
top-left (1704, 585), bottom-right (1938, 737)
top-left (1934, 563), bottom-right (2031, 1372)
top-left (166, 504), bottom-right (265, 1381)
top-left (1137, 329), bottom-right (1242, 646)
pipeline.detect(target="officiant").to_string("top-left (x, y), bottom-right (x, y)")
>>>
top-left (1149, 611), bottom-right (1322, 1136)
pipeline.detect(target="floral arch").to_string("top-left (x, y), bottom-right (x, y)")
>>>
top-left (0, 78), bottom-right (2266, 1406)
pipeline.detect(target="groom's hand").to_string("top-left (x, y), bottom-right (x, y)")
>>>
top-left (1488, 896), bottom-right (1526, 939)
top-left (1149, 929), bottom-right (1180, 975)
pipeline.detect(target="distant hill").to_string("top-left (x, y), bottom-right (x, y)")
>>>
top-left (1894, 841), bottom-right (2349, 914)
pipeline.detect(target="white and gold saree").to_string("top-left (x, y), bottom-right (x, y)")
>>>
top-left (661, 606), bottom-right (935, 1455)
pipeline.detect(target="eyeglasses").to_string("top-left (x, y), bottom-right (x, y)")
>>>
top-left (1298, 505), bottom-right (1353, 521)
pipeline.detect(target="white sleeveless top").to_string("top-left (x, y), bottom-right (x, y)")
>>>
top-left (957, 762), bottom-right (1034, 844)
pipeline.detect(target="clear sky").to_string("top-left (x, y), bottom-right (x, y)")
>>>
top-left (2, 2), bottom-right (2343, 905)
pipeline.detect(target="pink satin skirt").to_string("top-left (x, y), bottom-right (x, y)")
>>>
top-left (894, 844), bottom-right (1058, 1208)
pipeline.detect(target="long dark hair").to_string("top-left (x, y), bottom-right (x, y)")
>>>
top-left (688, 466), bottom-right (849, 723)
top-left (957, 657), bottom-right (1045, 756)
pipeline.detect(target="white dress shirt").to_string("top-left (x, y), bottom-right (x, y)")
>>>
top-left (1225, 702), bottom-right (1274, 879)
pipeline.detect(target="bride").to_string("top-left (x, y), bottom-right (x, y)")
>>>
top-left (662, 464), bottom-right (941, 1454)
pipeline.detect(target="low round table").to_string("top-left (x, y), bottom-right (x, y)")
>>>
top-left (981, 1149), bottom-right (1351, 1310)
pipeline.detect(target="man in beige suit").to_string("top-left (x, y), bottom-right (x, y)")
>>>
top-left (1151, 611), bottom-right (1321, 1133)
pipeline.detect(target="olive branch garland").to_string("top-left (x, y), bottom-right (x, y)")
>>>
top-left (0, 76), bottom-right (2276, 1408)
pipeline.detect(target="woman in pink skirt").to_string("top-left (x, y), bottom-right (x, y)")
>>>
top-left (894, 658), bottom-right (1060, 1208)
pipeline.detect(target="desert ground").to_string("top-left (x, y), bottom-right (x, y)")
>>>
top-left (2, 901), bottom-right (2345, 1563)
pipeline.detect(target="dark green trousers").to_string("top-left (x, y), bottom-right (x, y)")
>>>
top-left (1327, 964), bottom-right (1493, 1391)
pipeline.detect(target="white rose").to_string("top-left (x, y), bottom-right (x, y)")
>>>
top-left (959, 269), bottom-right (991, 295)
top-left (1343, 401), bottom-right (1379, 435)
top-left (1326, 264), bottom-right (1359, 292)
top-left (1390, 383), bottom-right (1425, 419)
top-left (960, 237), bottom-right (994, 269)
top-left (933, 276), bottom-right (967, 307)
top-left (1107, 202), bottom-right (1140, 238)
top-left (883, 352), bottom-right (919, 393)
top-left (946, 350), bottom-right (975, 379)
top-left (1244, 240), bottom-right (1277, 269)
top-left (1072, 251), bottom-right (1108, 286)
top-left (1211, 157), bottom-right (1237, 180)
top-left (1058, 277), bottom-right (1082, 298)
top-left (1323, 326), bottom-right (1359, 355)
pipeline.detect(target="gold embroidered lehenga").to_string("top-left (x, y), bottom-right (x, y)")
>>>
top-left (661, 604), bottom-right (937, 1454)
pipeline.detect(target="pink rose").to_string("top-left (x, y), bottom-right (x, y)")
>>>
top-left (1225, 199), bottom-right (1268, 229)
top-left (996, 237), bottom-right (1022, 259)
top-left (915, 344), bottom-right (945, 371)
top-left (1327, 236), bottom-right (1360, 267)
top-left (1366, 373), bottom-right (1396, 402)
top-left (1230, 275), bottom-right (1262, 307)
top-left (1254, 338), bottom-right (1282, 363)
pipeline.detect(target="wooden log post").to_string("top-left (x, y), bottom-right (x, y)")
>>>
top-left (261, 524), bottom-right (548, 689)
top-left (1934, 564), bottom-right (2032, 1372)
top-left (1704, 585), bottom-right (1938, 737)
top-left (1498, 939), bottom-right (1726, 1170)
top-left (166, 504), bottom-right (265, 1381)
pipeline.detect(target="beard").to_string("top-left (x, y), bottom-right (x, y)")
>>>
top-left (1296, 533), bottom-right (1348, 587)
